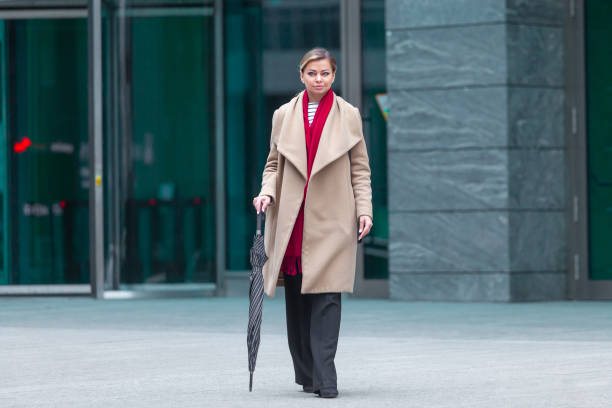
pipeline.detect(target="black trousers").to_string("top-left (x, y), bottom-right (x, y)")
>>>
top-left (284, 272), bottom-right (342, 393)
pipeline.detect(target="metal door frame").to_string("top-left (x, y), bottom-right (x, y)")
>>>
top-left (0, 9), bottom-right (87, 19)
top-left (88, 0), bottom-right (104, 298)
top-left (566, 0), bottom-right (612, 300)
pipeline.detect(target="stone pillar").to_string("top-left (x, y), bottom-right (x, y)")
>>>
top-left (386, 0), bottom-right (567, 301)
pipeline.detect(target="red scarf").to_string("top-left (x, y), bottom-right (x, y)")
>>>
top-left (280, 88), bottom-right (334, 275)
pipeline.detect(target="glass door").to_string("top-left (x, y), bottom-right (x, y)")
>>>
top-left (586, 0), bottom-right (612, 281)
top-left (361, 0), bottom-right (388, 282)
top-left (0, 20), bottom-right (6, 285)
top-left (568, 0), bottom-right (612, 299)
top-left (104, 1), bottom-right (216, 288)
top-left (1, 17), bottom-right (90, 286)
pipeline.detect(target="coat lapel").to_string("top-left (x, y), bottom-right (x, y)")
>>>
top-left (276, 92), bottom-right (308, 180)
top-left (310, 94), bottom-right (362, 179)
top-left (276, 91), bottom-right (362, 181)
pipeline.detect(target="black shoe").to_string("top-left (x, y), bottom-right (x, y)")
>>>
top-left (302, 385), bottom-right (316, 393)
top-left (317, 389), bottom-right (338, 398)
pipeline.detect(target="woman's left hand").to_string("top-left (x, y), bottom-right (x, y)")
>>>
top-left (358, 215), bottom-right (373, 241)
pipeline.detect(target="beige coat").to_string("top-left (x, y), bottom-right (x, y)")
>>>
top-left (259, 90), bottom-right (373, 297)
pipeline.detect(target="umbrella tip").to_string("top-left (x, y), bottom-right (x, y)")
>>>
top-left (249, 372), bottom-right (253, 392)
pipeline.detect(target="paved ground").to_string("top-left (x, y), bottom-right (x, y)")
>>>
top-left (1, 296), bottom-right (611, 408)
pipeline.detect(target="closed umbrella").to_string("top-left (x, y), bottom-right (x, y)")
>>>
top-left (247, 211), bottom-right (267, 391)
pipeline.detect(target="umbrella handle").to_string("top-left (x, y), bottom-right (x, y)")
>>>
top-left (249, 372), bottom-right (253, 392)
top-left (256, 212), bottom-right (264, 236)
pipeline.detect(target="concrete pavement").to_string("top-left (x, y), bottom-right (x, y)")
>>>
top-left (1, 297), bottom-right (611, 407)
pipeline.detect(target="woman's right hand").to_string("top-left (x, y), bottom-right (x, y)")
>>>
top-left (252, 195), bottom-right (272, 214)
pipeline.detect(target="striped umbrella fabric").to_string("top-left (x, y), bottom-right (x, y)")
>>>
top-left (247, 212), bottom-right (267, 392)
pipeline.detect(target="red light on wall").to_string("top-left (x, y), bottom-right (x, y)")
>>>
top-left (59, 200), bottom-right (66, 208)
top-left (193, 197), bottom-right (201, 205)
top-left (14, 137), bottom-right (32, 153)
top-left (148, 198), bottom-right (156, 206)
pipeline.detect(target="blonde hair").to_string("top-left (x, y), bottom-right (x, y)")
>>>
top-left (299, 47), bottom-right (337, 73)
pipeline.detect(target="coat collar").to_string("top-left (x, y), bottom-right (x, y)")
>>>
top-left (276, 90), bottom-right (362, 180)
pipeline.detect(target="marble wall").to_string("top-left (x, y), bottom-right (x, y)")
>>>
top-left (386, 0), bottom-right (567, 301)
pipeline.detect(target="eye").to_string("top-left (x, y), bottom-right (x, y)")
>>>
top-left (308, 72), bottom-right (315, 76)
top-left (322, 72), bottom-right (329, 76)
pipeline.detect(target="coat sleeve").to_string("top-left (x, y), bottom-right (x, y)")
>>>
top-left (259, 109), bottom-right (280, 204)
top-left (349, 106), bottom-right (373, 222)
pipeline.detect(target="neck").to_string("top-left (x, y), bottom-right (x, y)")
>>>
top-left (306, 89), bottom-right (325, 103)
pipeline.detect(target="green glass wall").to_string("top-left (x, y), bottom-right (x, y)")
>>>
top-left (224, 0), bottom-right (341, 271)
top-left (0, 4), bottom-right (217, 288)
top-left (586, 0), bottom-right (612, 280)
top-left (2, 19), bottom-right (89, 285)
top-left (0, 0), bottom-right (389, 289)
top-left (361, 0), bottom-right (388, 279)
top-left (0, 21), bottom-right (6, 284)
top-left (117, 12), bottom-right (216, 284)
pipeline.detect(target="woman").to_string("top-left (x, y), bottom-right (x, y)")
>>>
top-left (252, 48), bottom-right (373, 398)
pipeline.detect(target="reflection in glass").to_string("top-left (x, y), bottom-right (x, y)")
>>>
top-left (103, 2), bottom-right (216, 285)
top-left (127, 14), bottom-right (216, 285)
top-left (4, 19), bottom-right (90, 284)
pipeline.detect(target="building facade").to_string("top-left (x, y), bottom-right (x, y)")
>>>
top-left (0, 0), bottom-right (609, 301)
top-left (387, 0), bottom-right (611, 301)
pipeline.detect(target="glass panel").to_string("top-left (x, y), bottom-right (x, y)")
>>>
top-left (3, 19), bottom-right (89, 284)
top-left (225, 0), bottom-right (341, 271)
top-left (586, 0), bottom-right (612, 280)
top-left (105, 2), bottom-right (216, 285)
top-left (361, 0), bottom-right (388, 279)
top-left (0, 21), bottom-right (6, 284)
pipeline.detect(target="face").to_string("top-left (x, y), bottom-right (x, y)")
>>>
top-left (300, 58), bottom-right (335, 101)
